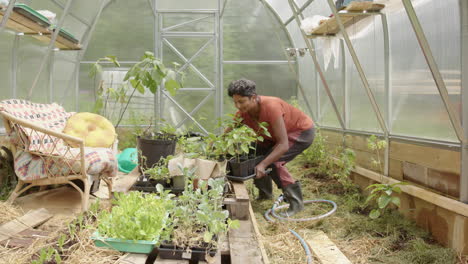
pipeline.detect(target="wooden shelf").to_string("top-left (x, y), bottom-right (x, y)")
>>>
top-left (0, 7), bottom-right (81, 50)
top-left (307, 2), bottom-right (385, 38)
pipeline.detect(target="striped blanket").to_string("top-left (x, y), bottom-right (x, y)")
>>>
top-left (0, 99), bottom-right (117, 181)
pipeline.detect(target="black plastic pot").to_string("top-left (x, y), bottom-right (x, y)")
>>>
top-left (131, 174), bottom-right (183, 194)
top-left (227, 155), bottom-right (264, 177)
top-left (158, 244), bottom-right (216, 262)
top-left (137, 136), bottom-right (176, 170)
top-left (145, 243), bottom-right (216, 263)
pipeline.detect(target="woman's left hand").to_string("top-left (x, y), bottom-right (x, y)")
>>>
top-left (255, 163), bottom-right (267, 179)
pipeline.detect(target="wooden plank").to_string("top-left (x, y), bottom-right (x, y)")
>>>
top-left (308, 3), bottom-right (384, 36)
top-left (249, 203), bottom-right (270, 264)
top-left (1, 229), bottom-right (50, 248)
top-left (232, 182), bottom-right (249, 201)
top-left (229, 220), bottom-right (263, 264)
top-left (113, 166), bottom-right (140, 193)
top-left (389, 141), bottom-right (460, 174)
top-left (0, 208), bottom-right (52, 242)
top-left (0, 10), bottom-right (81, 50)
top-left (303, 230), bottom-right (351, 264)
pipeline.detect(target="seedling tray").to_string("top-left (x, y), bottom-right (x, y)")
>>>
top-left (91, 231), bottom-right (157, 254)
top-left (131, 175), bottom-right (184, 194)
top-left (156, 244), bottom-right (217, 262)
top-left (226, 173), bottom-right (256, 182)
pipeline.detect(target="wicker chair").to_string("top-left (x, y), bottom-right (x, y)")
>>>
top-left (0, 101), bottom-right (116, 212)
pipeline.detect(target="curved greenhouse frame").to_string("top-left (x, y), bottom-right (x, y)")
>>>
top-left (0, 0), bottom-right (467, 257)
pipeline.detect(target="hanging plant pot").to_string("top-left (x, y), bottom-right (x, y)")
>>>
top-left (137, 135), bottom-right (176, 170)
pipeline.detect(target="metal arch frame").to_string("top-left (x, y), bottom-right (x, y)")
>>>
top-left (460, 0), bottom-right (468, 203)
top-left (155, 8), bottom-right (220, 135)
top-left (288, 0), bottom-right (346, 130)
top-left (258, 0), bottom-right (317, 122)
top-left (0, 0), bottom-right (17, 30)
top-left (284, 0), bottom-right (315, 26)
top-left (402, 0), bottom-right (467, 203)
top-left (326, 0), bottom-right (388, 135)
top-left (27, 0), bottom-right (75, 99)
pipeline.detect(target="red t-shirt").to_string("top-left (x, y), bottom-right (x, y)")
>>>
top-left (238, 96), bottom-right (314, 143)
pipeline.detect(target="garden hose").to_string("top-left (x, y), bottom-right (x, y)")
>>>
top-left (263, 195), bottom-right (338, 264)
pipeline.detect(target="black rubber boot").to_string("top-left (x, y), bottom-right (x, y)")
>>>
top-left (254, 176), bottom-right (273, 200)
top-left (281, 181), bottom-right (304, 217)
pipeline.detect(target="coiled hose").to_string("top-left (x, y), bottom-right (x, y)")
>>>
top-left (264, 195), bottom-right (338, 264)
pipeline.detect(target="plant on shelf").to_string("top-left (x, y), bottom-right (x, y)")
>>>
top-left (96, 190), bottom-right (175, 241)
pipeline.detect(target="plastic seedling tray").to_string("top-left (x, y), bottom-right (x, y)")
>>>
top-left (91, 231), bottom-right (158, 254)
top-left (13, 4), bottom-right (50, 27)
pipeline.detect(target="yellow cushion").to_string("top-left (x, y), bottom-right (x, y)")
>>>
top-left (63, 112), bottom-right (116, 148)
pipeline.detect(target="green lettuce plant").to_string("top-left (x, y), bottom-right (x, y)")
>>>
top-left (97, 189), bottom-right (175, 241)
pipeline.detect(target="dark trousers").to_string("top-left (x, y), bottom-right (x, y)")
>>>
top-left (256, 127), bottom-right (315, 188)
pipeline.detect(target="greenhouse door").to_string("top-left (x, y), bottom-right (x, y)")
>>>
top-left (155, 9), bottom-right (222, 134)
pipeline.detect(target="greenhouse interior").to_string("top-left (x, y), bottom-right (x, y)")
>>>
top-left (0, 0), bottom-right (467, 263)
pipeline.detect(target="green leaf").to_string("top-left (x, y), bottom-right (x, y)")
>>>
top-left (377, 195), bottom-right (392, 209)
top-left (203, 231), bottom-right (213, 243)
top-left (369, 209), bottom-right (380, 219)
top-left (391, 196), bottom-right (400, 207)
top-left (165, 79), bottom-right (180, 96)
top-left (240, 144), bottom-right (249, 154)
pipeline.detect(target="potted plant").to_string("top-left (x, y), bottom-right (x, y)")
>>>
top-left (92, 189), bottom-right (175, 253)
top-left (222, 117), bottom-right (270, 179)
top-left (146, 166), bottom-right (239, 262)
top-left (133, 155), bottom-right (185, 193)
top-left (137, 119), bottom-right (178, 171)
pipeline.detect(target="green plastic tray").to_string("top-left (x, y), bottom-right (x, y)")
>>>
top-left (91, 231), bottom-right (158, 254)
top-left (13, 3), bottom-right (50, 27)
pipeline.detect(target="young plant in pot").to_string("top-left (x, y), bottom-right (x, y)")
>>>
top-left (147, 166), bottom-right (239, 262)
top-left (133, 155), bottom-right (179, 192)
top-left (224, 118), bottom-right (271, 178)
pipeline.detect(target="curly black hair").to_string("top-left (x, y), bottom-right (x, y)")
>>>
top-left (227, 79), bottom-right (257, 97)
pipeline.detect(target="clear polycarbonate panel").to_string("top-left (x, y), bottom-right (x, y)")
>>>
top-left (162, 13), bottom-right (215, 32)
top-left (79, 65), bottom-right (156, 126)
top-left (413, 0), bottom-right (461, 130)
top-left (52, 51), bottom-right (79, 110)
top-left (265, 0), bottom-right (293, 22)
top-left (301, 0), bottom-right (331, 19)
top-left (346, 16), bottom-right (385, 133)
top-left (160, 91), bottom-right (216, 133)
top-left (15, 38), bottom-right (50, 103)
top-left (83, 0), bottom-right (154, 61)
top-left (162, 37), bottom-right (216, 88)
top-left (223, 0), bottom-right (291, 61)
top-left (156, 0), bottom-right (218, 10)
top-left (223, 63), bottom-right (297, 114)
top-left (387, 1), bottom-right (458, 141)
top-left (0, 32), bottom-right (14, 101)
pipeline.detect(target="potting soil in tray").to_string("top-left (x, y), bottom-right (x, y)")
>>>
top-left (131, 174), bottom-right (184, 194)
